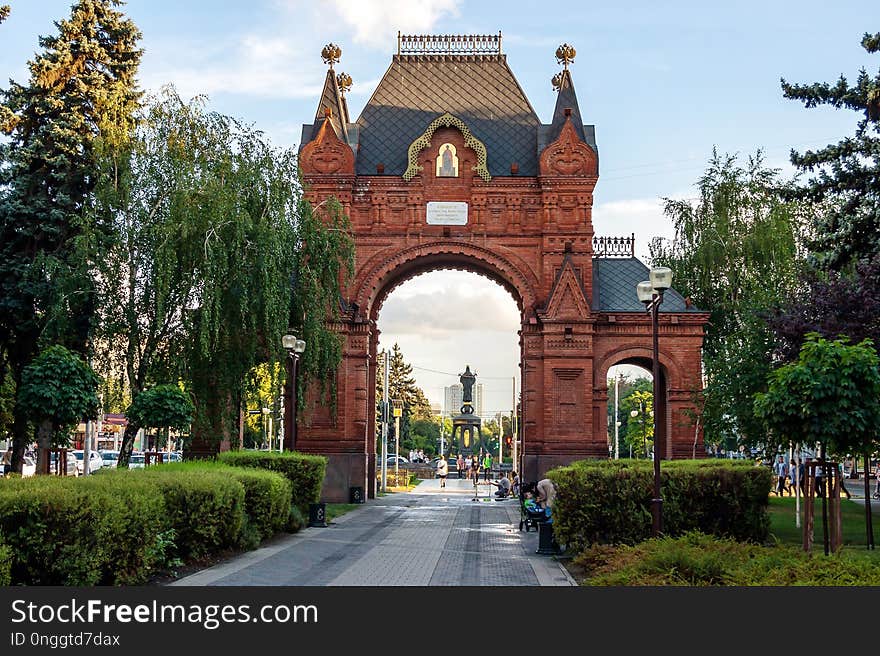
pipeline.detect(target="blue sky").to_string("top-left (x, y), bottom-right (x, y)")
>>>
top-left (1, 1), bottom-right (874, 414)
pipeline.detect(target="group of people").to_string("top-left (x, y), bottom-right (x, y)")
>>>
top-left (433, 451), bottom-right (520, 499)
top-left (407, 449), bottom-right (428, 463)
top-left (771, 455), bottom-right (852, 499)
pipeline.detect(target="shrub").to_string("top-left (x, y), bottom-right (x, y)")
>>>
top-left (0, 532), bottom-right (11, 586)
top-left (218, 451), bottom-right (326, 514)
top-left (157, 462), bottom-right (291, 542)
top-left (549, 459), bottom-right (771, 552)
top-left (573, 531), bottom-right (880, 586)
top-left (123, 467), bottom-right (246, 560)
top-left (0, 474), bottom-right (165, 585)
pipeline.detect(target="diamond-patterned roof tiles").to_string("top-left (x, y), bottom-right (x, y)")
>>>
top-left (592, 258), bottom-right (699, 313)
top-left (355, 54), bottom-right (542, 177)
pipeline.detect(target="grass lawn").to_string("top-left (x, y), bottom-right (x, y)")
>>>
top-left (325, 503), bottom-right (362, 522)
top-left (767, 496), bottom-right (880, 552)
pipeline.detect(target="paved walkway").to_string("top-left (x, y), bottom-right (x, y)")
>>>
top-left (171, 477), bottom-right (574, 587)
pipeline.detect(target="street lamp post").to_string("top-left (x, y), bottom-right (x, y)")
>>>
top-left (636, 266), bottom-right (672, 538)
top-left (282, 334), bottom-right (306, 452)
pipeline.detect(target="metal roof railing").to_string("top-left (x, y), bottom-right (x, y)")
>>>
top-left (398, 32), bottom-right (502, 56)
top-left (593, 234), bottom-right (635, 258)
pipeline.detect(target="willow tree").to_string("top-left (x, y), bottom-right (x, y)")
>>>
top-left (0, 0), bottom-right (141, 473)
top-left (95, 87), bottom-right (354, 464)
top-left (651, 150), bottom-right (809, 451)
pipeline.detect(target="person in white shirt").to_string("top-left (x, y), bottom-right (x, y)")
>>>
top-left (435, 454), bottom-right (448, 488)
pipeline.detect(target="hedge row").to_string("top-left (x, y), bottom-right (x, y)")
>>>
top-left (217, 451), bottom-right (326, 513)
top-left (548, 459), bottom-right (771, 553)
top-left (573, 530), bottom-right (880, 586)
top-left (0, 462), bottom-right (294, 585)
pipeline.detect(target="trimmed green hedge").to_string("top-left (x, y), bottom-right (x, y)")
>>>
top-left (218, 451), bottom-right (326, 512)
top-left (0, 532), bottom-right (12, 586)
top-left (549, 459), bottom-right (771, 552)
top-left (0, 474), bottom-right (166, 585)
top-left (157, 462), bottom-right (291, 543)
top-left (0, 461), bottom-right (294, 585)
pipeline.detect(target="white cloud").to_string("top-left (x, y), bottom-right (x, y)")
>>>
top-left (325, 0), bottom-right (462, 48)
top-left (140, 34), bottom-right (324, 100)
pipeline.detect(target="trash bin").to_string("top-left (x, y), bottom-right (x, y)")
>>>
top-left (349, 486), bottom-right (365, 504)
top-left (308, 502), bottom-right (327, 528)
top-left (536, 521), bottom-right (557, 555)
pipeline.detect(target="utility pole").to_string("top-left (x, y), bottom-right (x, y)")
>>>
top-left (511, 376), bottom-right (518, 475)
top-left (614, 374), bottom-right (620, 460)
top-left (381, 350), bottom-right (389, 492)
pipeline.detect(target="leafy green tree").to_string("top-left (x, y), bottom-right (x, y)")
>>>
top-left (0, 0), bottom-right (141, 473)
top-left (651, 150), bottom-right (808, 450)
top-left (781, 32), bottom-right (880, 271)
top-left (17, 346), bottom-right (100, 473)
top-left (755, 333), bottom-right (880, 458)
top-left (125, 384), bottom-right (193, 453)
top-left (754, 333), bottom-right (880, 550)
top-left (623, 389), bottom-right (654, 458)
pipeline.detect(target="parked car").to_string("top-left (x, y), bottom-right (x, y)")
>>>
top-left (100, 450), bottom-right (120, 468)
top-left (71, 450), bottom-right (103, 475)
top-left (21, 455), bottom-right (35, 477)
top-left (385, 455), bottom-right (409, 466)
top-left (48, 451), bottom-right (80, 476)
top-left (128, 453), bottom-right (145, 469)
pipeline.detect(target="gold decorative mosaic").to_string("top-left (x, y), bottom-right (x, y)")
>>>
top-left (403, 113), bottom-right (491, 182)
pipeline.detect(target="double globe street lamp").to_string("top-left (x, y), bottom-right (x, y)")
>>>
top-left (636, 266), bottom-right (672, 538)
top-left (282, 334), bottom-right (306, 452)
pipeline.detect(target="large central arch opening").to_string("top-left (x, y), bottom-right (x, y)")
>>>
top-left (373, 269), bottom-right (521, 487)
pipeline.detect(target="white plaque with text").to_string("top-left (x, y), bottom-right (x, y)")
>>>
top-left (426, 201), bottom-right (468, 225)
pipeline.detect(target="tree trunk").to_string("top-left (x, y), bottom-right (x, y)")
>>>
top-left (36, 420), bottom-right (52, 474)
top-left (116, 421), bottom-right (140, 468)
top-left (866, 453), bottom-right (875, 550)
top-left (9, 409), bottom-right (30, 475)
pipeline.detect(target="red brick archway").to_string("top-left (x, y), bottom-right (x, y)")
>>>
top-left (292, 36), bottom-right (709, 501)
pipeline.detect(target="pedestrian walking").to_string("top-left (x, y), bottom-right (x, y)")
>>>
top-left (435, 454), bottom-right (448, 488)
top-left (456, 453), bottom-right (465, 479)
top-left (483, 452), bottom-right (493, 481)
top-left (773, 456), bottom-right (788, 496)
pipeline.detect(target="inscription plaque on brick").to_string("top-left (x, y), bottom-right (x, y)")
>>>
top-left (426, 201), bottom-right (468, 225)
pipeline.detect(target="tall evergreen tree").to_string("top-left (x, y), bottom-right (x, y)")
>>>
top-left (376, 343), bottom-right (432, 446)
top-left (0, 0), bottom-right (141, 473)
top-left (781, 32), bottom-right (880, 270)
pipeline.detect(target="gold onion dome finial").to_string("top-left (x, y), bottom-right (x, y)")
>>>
top-left (321, 43), bottom-right (342, 67)
top-left (336, 72), bottom-right (352, 95)
top-left (555, 43), bottom-right (576, 69)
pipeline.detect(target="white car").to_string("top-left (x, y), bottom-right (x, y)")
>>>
top-left (100, 450), bottom-right (120, 468)
top-left (72, 450), bottom-right (103, 475)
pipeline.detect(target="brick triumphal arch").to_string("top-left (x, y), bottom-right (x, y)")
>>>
top-left (293, 35), bottom-right (709, 502)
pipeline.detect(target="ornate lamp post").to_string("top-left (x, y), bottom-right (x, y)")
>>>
top-left (282, 334), bottom-right (306, 452)
top-left (636, 266), bottom-right (672, 537)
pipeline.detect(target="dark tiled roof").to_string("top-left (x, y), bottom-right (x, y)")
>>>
top-left (300, 69), bottom-right (352, 149)
top-left (592, 258), bottom-right (700, 313)
top-left (354, 54), bottom-right (542, 176)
